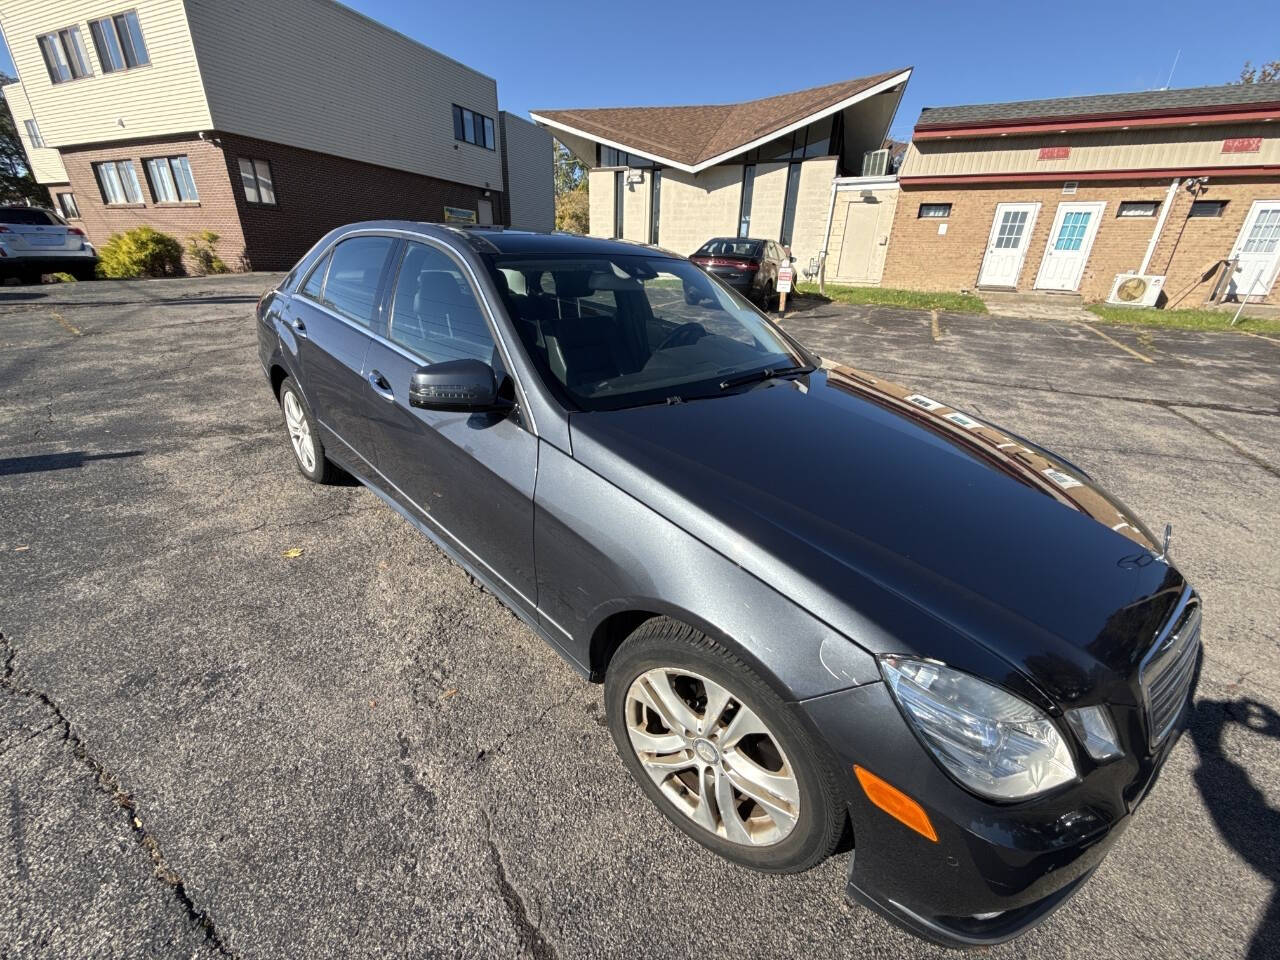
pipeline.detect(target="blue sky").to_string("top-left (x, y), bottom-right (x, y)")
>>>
top-left (4, 0), bottom-right (1278, 141)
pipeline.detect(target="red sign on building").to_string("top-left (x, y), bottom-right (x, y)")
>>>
top-left (1222, 137), bottom-right (1263, 154)
top-left (1038, 146), bottom-right (1071, 160)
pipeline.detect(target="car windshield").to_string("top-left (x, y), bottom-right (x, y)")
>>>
top-left (696, 239), bottom-right (762, 258)
top-left (486, 254), bottom-right (807, 411)
top-left (0, 208), bottom-right (60, 225)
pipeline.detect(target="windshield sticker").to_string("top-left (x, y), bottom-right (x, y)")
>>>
top-left (1043, 467), bottom-right (1083, 490)
top-left (943, 411), bottom-right (982, 429)
top-left (904, 394), bottom-right (944, 412)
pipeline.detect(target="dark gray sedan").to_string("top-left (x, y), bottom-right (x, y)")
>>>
top-left (257, 223), bottom-right (1198, 948)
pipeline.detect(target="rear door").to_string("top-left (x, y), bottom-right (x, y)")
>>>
top-left (286, 234), bottom-right (397, 467)
top-left (1229, 200), bottom-right (1280, 301)
top-left (358, 238), bottom-right (539, 614)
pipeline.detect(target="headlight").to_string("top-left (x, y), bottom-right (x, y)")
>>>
top-left (879, 656), bottom-right (1076, 801)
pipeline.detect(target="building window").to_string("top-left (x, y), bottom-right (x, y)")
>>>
top-left (1189, 200), bottom-right (1228, 218)
top-left (145, 156), bottom-right (198, 203)
top-left (738, 164), bottom-right (755, 238)
top-left (37, 27), bottom-right (93, 84)
top-left (598, 145), bottom-right (652, 169)
top-left (1117, 201), bottom-right (1159, 218)
top-left (93, 160), bottom-right (143, 204)
top-left (23, 120), bottom-right (44, 148)
top-left (779, 162), bottom-right (801, 246)
top-left (649, 170), bottom-right (661, 245)
top-left (452, 105), bottom-right (495, 150)
top-left (89, 10), bottom-right (150, 73)
top-left (613, 170), bottom-right (624, 239)
top-left (918, 203), bottom-right (952, 219)
top-left (56, 193), bottom-right (80, 220)
top-left (238, 158), bottom-right (276, 204)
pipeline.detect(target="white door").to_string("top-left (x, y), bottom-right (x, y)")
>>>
top-left (977, 203), bottom-right (1039, 287)
top-left (1228, 200), bottom-right (1280, 301)
top-left (1035, 201), bottom-right (1105, 292)
top-left (477, 198), bottom-right (494, 225)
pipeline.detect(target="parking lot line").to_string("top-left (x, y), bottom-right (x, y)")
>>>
top-left (1068, 318), bottom-right (1154, 364)
top-left (51, 311), bottom-right (82, 338)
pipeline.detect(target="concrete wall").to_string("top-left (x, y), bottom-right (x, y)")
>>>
top-left (588, 168), bottom-right (617, 238)
top-left (656, 166), bottom-right (743, 255)
top-left (881, 177), bottom-right (1280, 305)
top-left (620, 170), bottom-right (652, 244)
top-left (788, 156), bottom-right (840, 274)
top-left (825, 182), bottom-right (899, 285)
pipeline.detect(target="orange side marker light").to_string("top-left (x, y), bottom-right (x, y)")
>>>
top-left (854, 765), bottom-right (938, 842)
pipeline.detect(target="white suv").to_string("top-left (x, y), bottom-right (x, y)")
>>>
top-left (0, 206), bottom-right (98, 283)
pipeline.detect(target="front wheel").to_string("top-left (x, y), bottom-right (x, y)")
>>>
top-left (604, 618), bottom-right (844, 873)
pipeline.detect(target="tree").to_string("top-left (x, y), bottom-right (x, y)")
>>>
top-left (554, 139), bottom-right (587, 194)
top-left (1237, 60), bottom-right (1280, 84)
top-left (555, 184), bottom-right (589, 234)
top-left (553, 138), bottom-right (589, 234)
top-left (0, 75), bottom-right (46, 206)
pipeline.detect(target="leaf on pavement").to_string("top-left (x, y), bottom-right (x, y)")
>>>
top-left (282, 547), bottom-right (304, 558)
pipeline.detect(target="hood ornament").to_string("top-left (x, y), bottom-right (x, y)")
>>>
top-left (1156, 523), bottom-right (1172, 563)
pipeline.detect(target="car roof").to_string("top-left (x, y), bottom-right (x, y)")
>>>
top-left (700, 237), bottom-right (765, 245)
top-left (333, 221), bottom-right (683, 259)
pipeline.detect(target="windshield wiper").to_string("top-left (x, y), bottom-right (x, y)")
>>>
top-left (718, 364), bottom-right (814, 391)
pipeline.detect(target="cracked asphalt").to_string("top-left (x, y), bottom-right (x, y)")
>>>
top-left (2, 274), bottom-right (1278, 959)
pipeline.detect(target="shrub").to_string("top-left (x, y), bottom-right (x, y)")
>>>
top-left (185, 230), bottom-right (229, 275)
top-left (97, 226), bottom-right (184, 279)
top-left (49, 272), bottom-right (77, 283)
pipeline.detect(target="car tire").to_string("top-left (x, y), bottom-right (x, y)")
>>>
top-left (604, 617), bottom-right (844, 874)
top-left (278, 376), bottom-right (337, 484)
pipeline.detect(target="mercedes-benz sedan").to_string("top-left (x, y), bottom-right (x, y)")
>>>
top-left (257, 223), bottom-right (1200, 948)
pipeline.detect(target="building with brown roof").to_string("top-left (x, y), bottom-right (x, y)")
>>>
top-left (882, 81), bottom-right (1280, 306)
top-left (532, 69), bottom-right (912, 277)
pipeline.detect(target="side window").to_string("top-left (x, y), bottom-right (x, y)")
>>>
top-left (300, 251), bottom-right (331, 299)
top-left (320, 236), bottom-right (394, 327)
top-left (389, 241), bottom-right (495, 363)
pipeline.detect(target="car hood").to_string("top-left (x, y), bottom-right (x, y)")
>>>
top-left (567, 365), bottom-right (1187, 707)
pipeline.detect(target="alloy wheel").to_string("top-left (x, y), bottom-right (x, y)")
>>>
top-left (283, 390), bottom-right (316, 473)
top-left (623, 667), bottom-right (800, 846)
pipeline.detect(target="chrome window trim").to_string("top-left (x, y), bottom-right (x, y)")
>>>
top-left (293, 227), bottom-right (538, 436)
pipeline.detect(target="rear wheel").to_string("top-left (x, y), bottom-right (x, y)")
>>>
top-left (604, 618), bottom-right (843, 873)
top-left (279, 376), bottom-right (337, 484)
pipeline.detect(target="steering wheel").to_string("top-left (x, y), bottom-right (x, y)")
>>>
top-left (656, 322), bottom-right (709, 351)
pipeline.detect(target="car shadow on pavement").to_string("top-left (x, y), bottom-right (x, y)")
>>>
top-left (0, 450), bottom-right (143, 477)
top-left (1189, 697), bottom-right (1280, 960)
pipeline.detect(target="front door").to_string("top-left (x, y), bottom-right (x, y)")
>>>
top-left (977, 202), bottom-right (1039, 288)
top-left (1035, 201), bottom-right (1105, 292)
top-left (1229, 200), bottom-right (1280, 301)
top-left (358, 238), bottom-right (539, 615)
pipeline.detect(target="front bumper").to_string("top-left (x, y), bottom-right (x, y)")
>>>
top-left (802, 668), bottom-right (1196, 948)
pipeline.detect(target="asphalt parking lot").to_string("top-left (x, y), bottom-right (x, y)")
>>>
top-left (2, 274), bottom-right (1278, 960)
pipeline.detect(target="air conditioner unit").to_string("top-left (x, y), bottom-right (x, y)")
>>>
top-left (861, 148), bottom-right (890, 177)
top-left (1107, 273), bottom-right (1166, 307)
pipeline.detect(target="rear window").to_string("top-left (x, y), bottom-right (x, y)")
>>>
top-left (0, 208), bottom-right (60, 225)
top-left (696, 239), bottom-right (762, 258)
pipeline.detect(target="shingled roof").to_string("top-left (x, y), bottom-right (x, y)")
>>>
top-left (916, 81), bottom-right (1280, 129)
top-left (531, 68), bottom-right (911, 172)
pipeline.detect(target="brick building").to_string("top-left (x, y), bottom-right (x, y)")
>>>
top-left (530, 69), bottom-right (913, 276)
top-left (882, 82), bottom-right (1280, 306)
top-left (3, 0), bottom-right (553, 272)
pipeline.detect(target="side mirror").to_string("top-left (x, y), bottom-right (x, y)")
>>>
top-left (409, 358), bottom-right (500, 411)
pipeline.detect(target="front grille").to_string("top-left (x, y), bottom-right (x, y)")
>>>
top-left (1139, 597), bottom-right (1201, 750)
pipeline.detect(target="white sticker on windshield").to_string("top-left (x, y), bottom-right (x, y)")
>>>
top-left (904, 394), bottom-right (944, 412)
top-left (1043, 467), bottom-right (1082, 490)
top-left (944, 411), bottom-right (982, 430)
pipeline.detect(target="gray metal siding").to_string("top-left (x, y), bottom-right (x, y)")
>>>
top-left (500, 112), bottom-right (553, 231)
top-left (183, 0), bottom-right (503, 190)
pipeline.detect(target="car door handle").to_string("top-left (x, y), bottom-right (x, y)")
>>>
top-left (289, 317), bottom-right (307, 337)
top-left (368, 370), bottom-right (395, 402)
